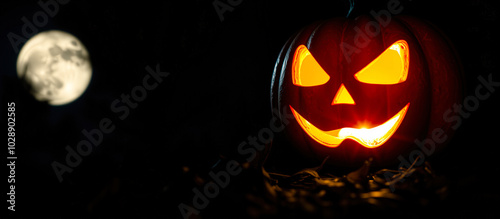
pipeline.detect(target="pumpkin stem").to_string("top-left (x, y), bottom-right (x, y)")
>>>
top-left (346, 0), bottom-right (355, 18)
top-left (345, 0), bottom-right (393, 19)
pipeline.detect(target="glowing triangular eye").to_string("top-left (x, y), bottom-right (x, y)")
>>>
top-left (354, 40), bottom-right (409, 84)
top-left (292, 45), bottom-right (330, 87)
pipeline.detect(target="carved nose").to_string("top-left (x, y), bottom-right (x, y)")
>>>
top-left (331, 83), bottom-right (355, 105)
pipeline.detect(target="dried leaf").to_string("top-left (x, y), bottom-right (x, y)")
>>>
top-left (347, 158), bottom-right (372, 184)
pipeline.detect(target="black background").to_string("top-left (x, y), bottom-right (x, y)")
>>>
top-left (1, 0), bottom-right (499, 218)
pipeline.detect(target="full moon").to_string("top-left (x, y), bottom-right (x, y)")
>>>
top-left (16, 30), bottom-right (92, 105)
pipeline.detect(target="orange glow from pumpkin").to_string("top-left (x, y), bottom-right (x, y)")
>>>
top-left (292, 45), bottom-right (330, 87)
top-left (354, 40), bottom-right (409, 85)
top-left (332, 83), bottom-right (355, 105)
top-left (290, 103), bottom-right (410, 148)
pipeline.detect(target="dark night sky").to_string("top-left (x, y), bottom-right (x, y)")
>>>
top-left (1, 0), bottom-right (499, 218)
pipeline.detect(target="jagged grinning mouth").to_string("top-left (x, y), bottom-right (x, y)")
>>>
top-left (290, 103), bottom-right (410, 148)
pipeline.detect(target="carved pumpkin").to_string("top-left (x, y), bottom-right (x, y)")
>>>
top-left (271, 15), bottom-right (463, 167)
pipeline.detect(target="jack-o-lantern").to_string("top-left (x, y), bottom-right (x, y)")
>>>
top-left (271, 15), bottom-right (463, 167)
